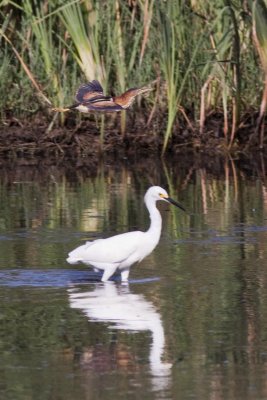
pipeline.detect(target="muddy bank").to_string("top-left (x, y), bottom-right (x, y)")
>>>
top-left (0, 111), bottom-right (266, 159)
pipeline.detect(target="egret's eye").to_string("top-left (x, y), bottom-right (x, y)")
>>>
top-left (159, 193), bottom-right (165, 198)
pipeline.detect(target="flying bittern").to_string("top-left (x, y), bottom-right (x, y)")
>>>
top-left (52, 80), bottom-right (152, 113)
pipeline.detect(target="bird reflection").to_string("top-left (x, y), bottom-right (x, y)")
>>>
top-left (52, 80), bottom-right (152, 113)
top-left (68, 283), bottom-right (172, 392)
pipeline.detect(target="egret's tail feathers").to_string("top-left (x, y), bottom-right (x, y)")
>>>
top-left (66, 256), bottom-right (80, 264)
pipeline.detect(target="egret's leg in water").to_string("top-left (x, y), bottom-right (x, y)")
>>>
top-left (121, 268), bottom-right (130, 282)
top-left (101, 266), bottom-right (118, 282)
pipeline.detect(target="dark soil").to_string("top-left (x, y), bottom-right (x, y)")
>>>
top-left (0, 110), bottom-right (266, 161)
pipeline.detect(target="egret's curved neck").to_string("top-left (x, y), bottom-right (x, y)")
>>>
top-left (146, 199), bottom-right (162, 242)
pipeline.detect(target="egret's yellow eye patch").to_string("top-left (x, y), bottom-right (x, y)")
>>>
top-left (159, 193), bottom-right (167, 199)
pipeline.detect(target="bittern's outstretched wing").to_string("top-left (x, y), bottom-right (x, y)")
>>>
top-left (84, 100), bottom-right (123, 112)
top-left (75, 80), bottom-right (106, 103)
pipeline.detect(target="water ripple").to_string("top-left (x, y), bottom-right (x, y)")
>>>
top-left (0, 269), bottom-right (159, 288)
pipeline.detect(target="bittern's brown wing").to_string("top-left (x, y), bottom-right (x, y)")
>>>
top-left (75, 80), bottom-right (106, 103)
top-left (84, 100), bottom-right (123, 112)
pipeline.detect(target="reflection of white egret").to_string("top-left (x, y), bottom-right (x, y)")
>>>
top-left (67, 186), bottom-right (185, 282)
top-left (68, 283), bottom-right (172, 391)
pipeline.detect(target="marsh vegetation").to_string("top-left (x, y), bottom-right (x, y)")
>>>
top-left (1, 0), bottom-right (267, 155)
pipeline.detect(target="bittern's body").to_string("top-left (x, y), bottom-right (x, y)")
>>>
top-left (53, 80), bottom-right (151, 113)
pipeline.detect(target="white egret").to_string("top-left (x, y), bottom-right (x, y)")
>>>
top-left (66, 186), bottom-right (185, 282)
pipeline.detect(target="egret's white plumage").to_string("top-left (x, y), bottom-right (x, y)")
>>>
top-left (67, 186), bottom-right (185, 282)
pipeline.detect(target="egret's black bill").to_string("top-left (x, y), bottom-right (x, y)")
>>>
top-left (166, 197), bottom-right (186, 212)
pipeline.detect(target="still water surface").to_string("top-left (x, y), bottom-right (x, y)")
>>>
top-left (1, 158), bottom-right (267, 399)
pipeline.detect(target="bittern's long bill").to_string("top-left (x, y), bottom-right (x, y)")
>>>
top-left (52, 80), bottom-right (152, 113)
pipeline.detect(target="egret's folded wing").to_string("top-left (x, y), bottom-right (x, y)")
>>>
top-left (68, 231), bottom-right (143, 264)
top-left (75, 80), bottom-right (105, 103)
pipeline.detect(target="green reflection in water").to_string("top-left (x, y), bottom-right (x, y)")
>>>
top-left (0, 159), bottom-right (267, 400)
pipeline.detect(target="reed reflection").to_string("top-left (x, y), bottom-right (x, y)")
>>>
top-left (68, 283), bottom-right (172, 393)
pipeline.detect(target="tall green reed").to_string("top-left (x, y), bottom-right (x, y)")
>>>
top-left (0, 0), bottom-right (77, 124)
top-left (107, 0), bottom-right (147, 136)
top-left (55, 0), bottom-right (105, 83)
top-left (54, 0), bottom-right (146, 138)
top-left (252, 0), bottom-right (267, 148)
top-left (199, 2), bottom-right (242, 146)
top-left (54, 0), bottom-right (111, 144)
top-left (0, 12), bottom-right (13, 117)
top-left (157, 2), bottom-right (207, 153)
